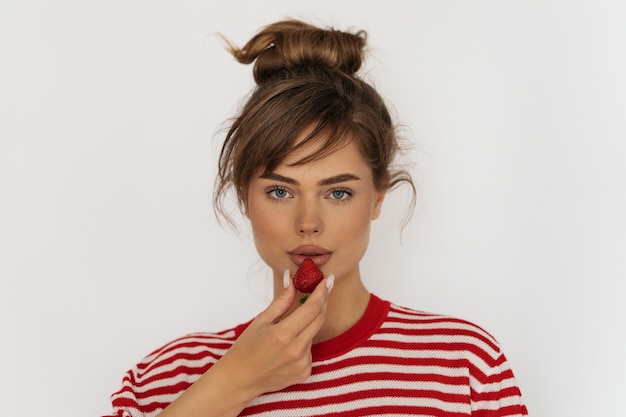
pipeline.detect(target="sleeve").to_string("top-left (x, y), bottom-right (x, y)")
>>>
top-left (102, 369), bottom-right (145, 417)
top-left (469, 350), bottom-right (529, 416)
top-left (101, 330), bottom-right (231, 417)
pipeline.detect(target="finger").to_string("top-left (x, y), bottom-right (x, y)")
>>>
top-left (280, 275), bottom-right (332, 333)
top-left (301, 273), bottom-right (333, 308)
top-left (255, 269), bottom-right (296, 326)
top-left (296, 294), bottom-right (328, 342)
top-left (295, 275), bottom-right (334, 341)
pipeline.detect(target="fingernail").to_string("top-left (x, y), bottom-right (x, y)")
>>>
top-left (326, 274), bottom-right (335, 293)
top-left (283, 269), bottom-right (290, 289)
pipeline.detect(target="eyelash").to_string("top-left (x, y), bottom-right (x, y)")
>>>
top-left (265, 185), bottom-right (292, 200)
top-left (264, 185), bottom-right (354, 203)
top-left (326, 187), bottom-right (353, 202)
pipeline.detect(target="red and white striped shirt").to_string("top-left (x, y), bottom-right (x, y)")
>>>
top-left (105, 294), bottom-right (528, 416)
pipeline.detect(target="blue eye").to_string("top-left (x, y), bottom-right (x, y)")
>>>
top-left (328, 188), bottom-right (352, 201)
top-left (267, 186), bottom-right (291, 199)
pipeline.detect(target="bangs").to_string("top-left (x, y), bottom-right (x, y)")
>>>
top-left (281, 121), bottom-right (355, 168)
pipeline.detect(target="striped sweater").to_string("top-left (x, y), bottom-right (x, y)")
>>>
top-left (105, 294), bottom-right (528, 416)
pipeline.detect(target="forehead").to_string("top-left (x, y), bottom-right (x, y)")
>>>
top-left (279, 139), bottom-right (369, 174)
top-left (282, 124), bottom-right (357, 164)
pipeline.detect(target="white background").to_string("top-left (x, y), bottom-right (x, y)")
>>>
top-left (1, 1), bottom-right (625, 416)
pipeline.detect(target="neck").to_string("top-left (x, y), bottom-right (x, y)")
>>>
top-left (274, 269), bottom-right (371, 344)
top-left (313, 278), bottom-right (370, 343)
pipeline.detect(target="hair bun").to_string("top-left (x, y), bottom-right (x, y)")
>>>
top-left (227, 19), bottom-right (367, 84)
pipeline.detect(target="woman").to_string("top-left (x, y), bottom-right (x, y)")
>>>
top-left (105, 19), bottom-right (528, 417)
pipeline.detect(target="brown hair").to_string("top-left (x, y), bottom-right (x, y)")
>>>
top-left (214, 19), bottom-right (415, 229)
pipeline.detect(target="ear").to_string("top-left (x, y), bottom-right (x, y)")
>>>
top-left (371, 171), bottom-right (390, 220)
top-left (371, 191), bottom-right (386, 220)
top-left (243, 200), bottom-right (250, 219)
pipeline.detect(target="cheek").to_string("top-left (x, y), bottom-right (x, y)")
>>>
top-left (248, 206), bottom-right (288, 258)
top-left (250, 210), bottom-right (277, 240)
top-left (247, 194), bottom-right (273, 233)
top-left (334, 212), bottom-right (373, 267)
top-left (249, 219), bottom-right (274, 266)
top-left (334, 204), bottom-right (373, 242)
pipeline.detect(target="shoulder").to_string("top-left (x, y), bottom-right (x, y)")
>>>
top-left (379, 300), bottom-right (504, 364)
top-left (109, 323), bottom-right (251, 412)
top-left (131, 322), bottom-right (249, 381)
top-left (386, 302), bottom-right (499, 344)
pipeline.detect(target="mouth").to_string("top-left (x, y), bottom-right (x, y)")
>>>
top-left (287, 245), bottom-right (333, 267)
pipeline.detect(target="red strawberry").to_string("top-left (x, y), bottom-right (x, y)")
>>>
top-left (293, 258), bottom-right (324, 294)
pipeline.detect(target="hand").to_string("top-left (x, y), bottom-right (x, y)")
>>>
top-left (219, 270), bottom-right (334, 398)
top-left (157, 271), bottom-right (333, 417)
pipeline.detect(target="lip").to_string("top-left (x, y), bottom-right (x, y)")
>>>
top-left (287, 245), bottom-right (333, 268)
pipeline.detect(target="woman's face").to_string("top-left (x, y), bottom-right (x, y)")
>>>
top-left (246, 135), bottom-right (385, 289)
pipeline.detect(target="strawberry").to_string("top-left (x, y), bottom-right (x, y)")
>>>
top-left (293, 258), bottom-right (324, 294)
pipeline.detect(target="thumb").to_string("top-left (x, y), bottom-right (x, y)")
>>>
top-left (257, 269), bottom-right (295, 325)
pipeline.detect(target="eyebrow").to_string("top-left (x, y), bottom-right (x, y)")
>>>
top-left (259, 172), bottom-right (361, 186)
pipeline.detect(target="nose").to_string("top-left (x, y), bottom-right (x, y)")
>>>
top-left (296, 199), bottom-right (323, 235)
